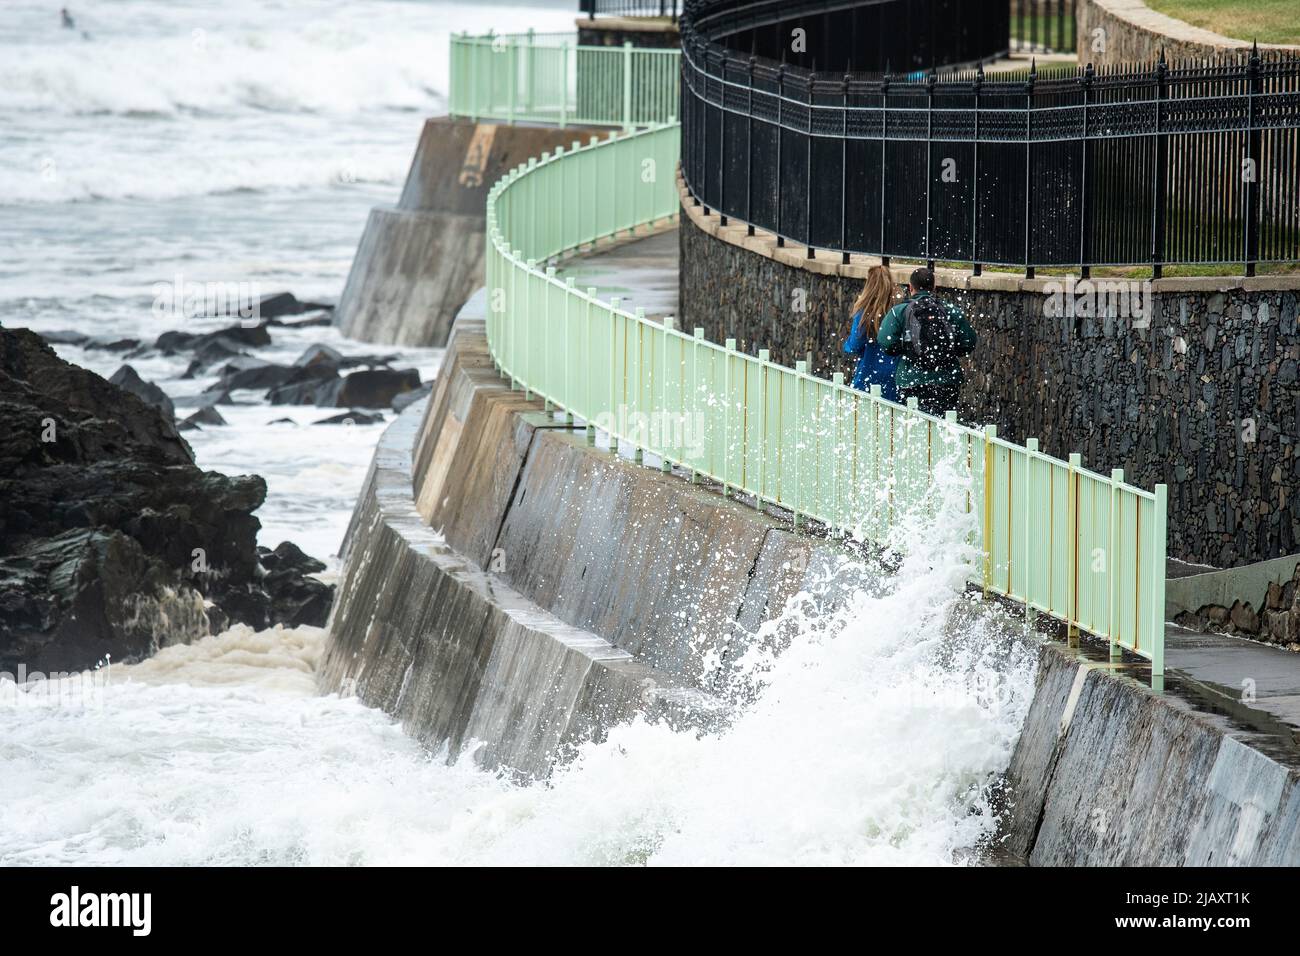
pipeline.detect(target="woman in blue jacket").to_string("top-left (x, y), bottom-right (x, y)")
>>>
top-left (842, 265), bottom-right (899, 401)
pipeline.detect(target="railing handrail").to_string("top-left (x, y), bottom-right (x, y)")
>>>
top-left (483, 122), bottom-right (1169, 679)
top-left (449, 30), bottom-right (681, 130)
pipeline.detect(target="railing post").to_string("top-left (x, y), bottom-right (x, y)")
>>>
top-left (1109, 467), bottom-right (1125, 661)
top-left (982, 423), bottom-right (997, 596)
top-left (634, 306), bottom-right (646, 463)
top-left (925, 67), bottom-right (936, 269)
top-left (719, 57), bottom-right (728, 225)
top-left (1079, 63), bottom-right (1092, 279)
top-left (841, 69), bottom-right (850, 265)
top-left (746, 56), bottom-right (755, 237)
top-left (1244, 43), bottom-right (1262, 277)
top-left (662, 317), bottom-right (675, 472)
top-left (507, 36), bottom-right (517, 125)
top-left (586, 287), bottom-right (599, 444)
top-left (775, 64), bottom-right (785, 247)
top-left (564, 277), bottom-right (577, 423)
top-left (971, 65), bottom-right (982, 276)
top-left (1023, 60), bottom-right (1036, 278)
top-left (1067, 452), bottom-right (1082, 647)
top-left (559, 42), bottom-right (570, 129)
top-left (525, 29), bottom-right (535, 118)
top-left (622, 41), bottom-right (634, 132)
top-left (723, 337), bottom-right (736, 497)
top-left (758, 347), bottom-right (770, 509)
top-left (805, 76), bottom-right (815, 258)
top-left (1024, 438), bottom-right (1039, 628)
top-left (880, 71), bottom-right (890, 265)
top-left (1151, 51), bottom-right (1168, 279)
top-left (794, 360), bottom-right (807, 527)
top-left (1150, 483), bottom-right (1168, 685)
top-left (609, 296), bottom-right (622, 453)
top-left (691, 327), bottom-right (704, 482)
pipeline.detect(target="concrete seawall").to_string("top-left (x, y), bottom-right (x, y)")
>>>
top-left (334, 118), bottom-right (598, 347)
top-left (322, 303), bottom-right (1300, 862)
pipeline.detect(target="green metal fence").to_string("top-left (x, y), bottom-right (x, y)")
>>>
top-left (484, 122), bottom-right (1169, 679)
top-left (449, 31), bottom-right (680, 129)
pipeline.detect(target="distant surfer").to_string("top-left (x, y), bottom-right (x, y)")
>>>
top-left (61, 7), bottom-right (75, 29)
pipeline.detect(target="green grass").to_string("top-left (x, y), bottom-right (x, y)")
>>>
top-left (1145, 0), bottom-right (1300, 45)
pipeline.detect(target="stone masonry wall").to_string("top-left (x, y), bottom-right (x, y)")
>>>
top-left (1076, 0), bottom-right (1296, 67)
top-left (679, 202), bottom-right (1300, 569)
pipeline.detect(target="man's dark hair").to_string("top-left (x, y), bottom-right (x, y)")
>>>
top-left (909, 267), bottom-right (935, 292)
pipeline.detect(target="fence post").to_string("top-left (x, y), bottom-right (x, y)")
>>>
top-left (805, 76), bottom-right (815, 258)
top-left (880, 71), bottom-right (890, 265)
top-left (564, 277), bottom-right (576, 422)
top-left (525, 29), bottom-right (535, 118)
top-left (719, 57), bottom-right (728, 226)
top-left (1109, 467), bottom-right (1125, 661)
top-left (586, 287), bottom-right (599, 444)
top-left (1079, 63), bottom-right (1092, 278)
top-left (1150, 483), bottom-right (1168, 684)
top-left (723, 337), bottom-right (736, 496)
top-left (622, 41), bottom-right (634, 132)
top-left (841, 69), bottom-right (850, 265)
top-left (559, 42), bottom-right (570, 129)
top-left (507, 36), bottom-right (517, 125)
top-left (1151, 51), bottom-right (1168, 279)
top-left (1024, 438), bottom-right (1039, 627)
top-left (1023, 60), bottom-right (1036, 278)
top-left (1244, 43), bottom-right (1262, 277)
top-left (982, 424), bottom-right (997, 596)
top-left (662, 317), bottom-right (675, 472)
top-left (794, 360), bottom-right (807, 527)
top-left (746, 56), bottom-right (755, 237)
top-left (634, 306), bottom-right (646, 463)
top-left (971, 65), bottom-right (983, 275)
top-left (1067, 452), bottom-right (1082, 647)
top-left (925, 67), bottom-right (936, 269)
top-left (692, 327), bottom-right (704, 482)
top-left (609, 296), bottom-right (622, 453)
top-left (775, 64), bottom-right (785, 247)
top-left (758, 347), bottom-right (770, 510)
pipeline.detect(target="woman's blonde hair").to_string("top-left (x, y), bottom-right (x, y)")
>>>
top-left (850, 265), bottom-right (897, 340)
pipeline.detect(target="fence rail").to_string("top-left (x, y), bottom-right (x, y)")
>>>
top-left (680, 15), bottom-right (1300, 274)
top-left (483, 122), bottom-right (1169, 676)
top-left (449, 31), bottom-right (680, 129)
top-left (581, 0), bottom-right (680, 19)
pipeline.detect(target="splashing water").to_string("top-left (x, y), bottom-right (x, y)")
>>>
top-left (0, 432), bottom-right (1037, 866)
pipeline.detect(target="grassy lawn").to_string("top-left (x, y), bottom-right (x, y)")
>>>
top-left (1145, 0), bottom-right (1300, 45)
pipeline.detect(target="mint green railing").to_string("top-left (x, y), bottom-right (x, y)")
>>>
top-left (484, 122), bottom-right (1169, 679)
top-left (449, 31), bottom-right (680, 130)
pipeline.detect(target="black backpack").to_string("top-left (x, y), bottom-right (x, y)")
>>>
top-left (887, 297), bottom-right (967, 371)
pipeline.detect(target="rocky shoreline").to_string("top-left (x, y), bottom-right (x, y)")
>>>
top-left (0, 295), bottom-right (426, 675)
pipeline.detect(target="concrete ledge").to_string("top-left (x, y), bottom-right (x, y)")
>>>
top-left (1079, 0), bottom-right (1297, 66)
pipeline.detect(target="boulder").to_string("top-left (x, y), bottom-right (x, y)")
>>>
top-left (216, 358), bottom-right (296, 392)
top-left (0, 329), bottom-right (332, 671)
top-left (320, 368), bottom-right (421, 409)
top-left (265, 365), bottom-right (340, 405)
top-left (257, 541), bottom-right (333, 627)
top-left (183, 406), bottom-right (227, 427)
top-left (108, 365), bottom-right (175, 421)
top-left (84, 336), bottom-right (140, 352)
top-left (252, 292), bottom-right (332, 321)
top-left (39, 330), bottom-right (90, 346)
top-left (294, 344), bottom-right (344, 368)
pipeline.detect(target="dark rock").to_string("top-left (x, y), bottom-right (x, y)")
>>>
top-left (84, 336), bottom-right (140, 352)
top-left (265, 417), bottom-right (297, 426)
top-left (294, 344), bottom-right (344, 368)
top-left (0, 329), bottom-right (332, 672)
top-left (265, 365), bottom-right (340, 405)
top-left (253, 292), bottom-right (332, 321)
top-left (256, 541), bottom-right (332, 627)
top-left (108, 365), bottom-right (175, 421)
top-left (174, 387), bottom-right (235, 408)
top-left (314, 410), bottom-right (384, 426)
top-left (194, 323), bottom-right (271, 351)
top-left (39, 330), bottom-right (90, 346)
top-left (392, 381), bottom-right (433, 412)
top-left (154, 330), bottom-right (202, 351)
top-left (216, 358), bottom-right (295, 392)
top-left (183, 406), bottom-right (227, 428)
top-left (320, 368), bottom-right (421, 409)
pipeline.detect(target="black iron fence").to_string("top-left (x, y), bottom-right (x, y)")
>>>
top-left (681, 18), bottom-right (1300, 275)
top-left (581, 0), bottom-right (680, 20)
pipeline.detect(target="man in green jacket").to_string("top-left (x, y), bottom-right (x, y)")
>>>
top-left (877, 267), bottom-right (977, 416)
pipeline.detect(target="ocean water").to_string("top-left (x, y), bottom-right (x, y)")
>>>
top-left (0, 0), bottom-right (1036, 866)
